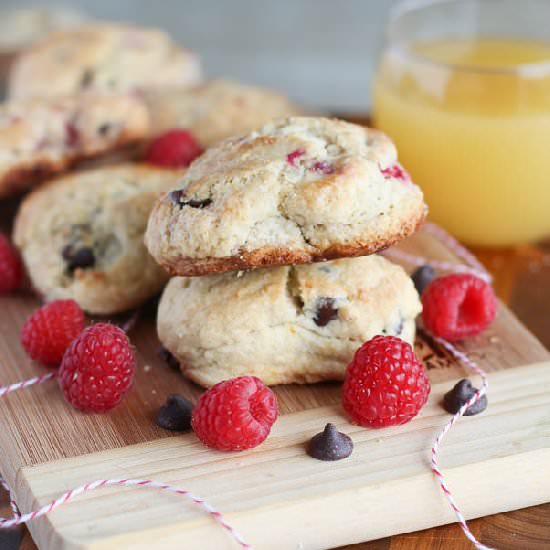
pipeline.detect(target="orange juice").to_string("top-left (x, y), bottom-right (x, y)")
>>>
top-left (373, 38), bottom-right (550, 246)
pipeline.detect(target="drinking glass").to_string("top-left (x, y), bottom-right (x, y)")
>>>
top-left (372, 0), bottom-right (550, 246)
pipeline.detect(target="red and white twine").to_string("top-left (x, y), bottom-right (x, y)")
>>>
top-left (0, 223), bottom-right (496, 549)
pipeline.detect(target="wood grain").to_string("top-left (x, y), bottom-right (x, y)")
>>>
top-left (14, 363), bottom-right (550, 549)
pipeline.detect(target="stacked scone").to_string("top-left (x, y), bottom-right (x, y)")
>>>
top-left (145, 116), bottom-right (427, 386)
top-left (8, 22), bottom-right (303, 316)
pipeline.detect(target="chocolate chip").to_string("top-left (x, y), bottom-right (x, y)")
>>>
top-left (80, 68), bottom-right (94, 89)
top-left (156, 394), bottom-right (193, 431)
top-left (443, 379), bottom-right (488, 416)
top-left (184, 198), bottom-right (212, 208)
top-left (307, 423), bottom-right (353, 461)
top-left (158, 345), bottom-right (180, 371)
top-left (97, 123), bottom-right (111, 136)
top-left (62, 245), bottom-right (95, 272)
top-left (314, 297), bottom-right (338, 327)
top-left (411, 265), bottom-right (436, 295)
top-left (168, 190), bottom-right (212, 209)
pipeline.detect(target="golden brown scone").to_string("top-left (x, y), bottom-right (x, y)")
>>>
top-left (158, 255), bottom-right (422, 387)
top-left (145, 116), bottom-right (427, 276)
top-left (145, 79), bottom-right (304, 146)
top-left (0, 94), bottom-right (150, 198)
top-left (14, 164), bottom-right (182, 314)
top-left (8, 23), bottom-right (201, 99)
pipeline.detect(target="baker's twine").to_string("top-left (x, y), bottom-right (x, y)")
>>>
top-left (0, 223), bottom-right (496, 549)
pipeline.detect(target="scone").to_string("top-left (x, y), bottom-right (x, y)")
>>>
top-left (158, 255), bottom-right (421, 387)
top-left (8, 23), bottom-right (201, 99)
top-left (14, 164), bottom-right (181, 315)
top-left (145, 79), bottom-right (304, 146)
top-left (0, 94), bottom-right (150, 198)
top-left (145, 116), bottom-right (427, 276)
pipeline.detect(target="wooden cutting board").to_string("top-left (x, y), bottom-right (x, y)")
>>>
top-left (0, 227), bottom-right (549, 550)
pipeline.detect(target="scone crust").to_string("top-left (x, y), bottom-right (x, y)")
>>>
top-left (158, 255), bottom-right (422, 386)
top-left (14, 164), bottom-right (181, 314)
top-left (145, 78), bottom-right (304, 146)
top-left (145, 116), bottom-right (427, 276)
top-left (0, 94), bottom-right (150, 198)
top-left (8, 23), bottom-right (201, 99)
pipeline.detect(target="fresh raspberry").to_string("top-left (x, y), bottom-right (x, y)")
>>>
top-left (422, 274), bottom-right (497, 342)
top-left (343, 335), bottom-right (430, 428)
top-left (0, 233), bottom-right (23, 294)
top-left (191, 376), bottom-right (278, 451)
top-left (381, 163), bottom-right (411, 182)
top-left (21, 300), bottom-right (85, 366)
top-left (145, 129), bottom-right (203, 168)
top-left (58, 323), bottom-right (136, 413)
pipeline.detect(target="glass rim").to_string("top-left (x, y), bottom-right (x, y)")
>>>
top-left (388, 0), bottom-right (550, 77)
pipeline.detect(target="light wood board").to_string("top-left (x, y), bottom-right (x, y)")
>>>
top-left (0, 228), bottom-right (549, 549)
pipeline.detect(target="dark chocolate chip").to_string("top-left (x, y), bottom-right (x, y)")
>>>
top-left (80, 68), bottom-right (94, 89)
top-left (158, 345), bottom-right (180, 371)
top-left (443, 379), bottom-right (488, 416)
top-left (411, 265), bottom-right (436, 295)
top-left (168, 190), bottom-right (212, 209)
top-left (307, 423), bottom-right (353, 461)
top-left (183, 198), bottom-right (212, 209)
top-left (62, 245), bottom-right (95, 272)
top-left (156, 394), bottom-right (193, 431)
top-left (314, 297), bottom-right (338, 327)
top-left (97, 123), bottom-right (111, 136)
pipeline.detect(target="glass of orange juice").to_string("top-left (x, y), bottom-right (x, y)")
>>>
top-left (372, 0), bottom-right (550, 246)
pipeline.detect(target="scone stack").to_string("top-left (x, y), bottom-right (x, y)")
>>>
top-left (144, 116), bottom-right (427, 387)
top-left (6, 22), bottom-right (302, 315)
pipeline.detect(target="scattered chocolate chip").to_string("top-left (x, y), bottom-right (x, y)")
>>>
top-left (314, 297), bottom-right (338, 327)
top-left (156, 394), bottom-right (193, 431)
top-left (443, 379), bottom-right (488, 416)
top-left (158, 345), bottom-right (180, 371)
top-left (62, 245), bottom-right (95, 272)
top-left (307, 423), bottom-right (353, 461)
top-left (411, 265), bottom-right (436, 295)
top-left (80, 68), bottom-right (94, 89)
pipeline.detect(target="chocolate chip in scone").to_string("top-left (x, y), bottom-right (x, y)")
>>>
top-left (411, 265), bottom-right (436, 295)
top-left (314, 297), bottom-right (338, 326)
top-left (62, 245), bottom-right (96, 272)
top-left (443, 379), bottom-right (488, 416)
top-left (158, 345), bottom-right (180, 371)
top-left (80, 68), bottom-right (94, 89)
top-left (307, 423), bottom-right (353, 461)
top-left (156, 394), bottom-right (193, 431)
top-left (97, 123), bottom-right (112, 137)
top-left (169, 190), bottom-right (212, 209)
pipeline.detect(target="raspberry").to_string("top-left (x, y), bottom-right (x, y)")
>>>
top-left (145, 129), bottom-right (203, 168)
top-left (381, 163), bottom-right (411, 182)
top-left (58, 323), bottom-right (136, 413)
top-left (422, 274), bottom-right (497, 342)
top-left (191, 376), bottom-right (278, 451)
top-left (21, 299), bottom-right (85, 366)
top-left (343, 335), bottom-right (430, 428)
top-left (0, 233), bottom-right (23, 294)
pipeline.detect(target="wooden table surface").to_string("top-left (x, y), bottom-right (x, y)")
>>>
top-left (1, 240), bottom-right (548, 550)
